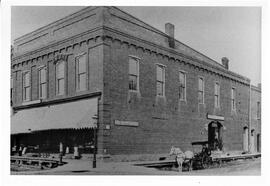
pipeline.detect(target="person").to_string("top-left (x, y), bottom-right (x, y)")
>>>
top-left (202, 144), bottom-right (211, 156)
top-left (214, 131), bottom-right (219, 150)
top-left (18, 145), bottom-right (23, 156)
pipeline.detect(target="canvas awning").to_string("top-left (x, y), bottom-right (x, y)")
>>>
top-left (11, 97), bottom-right (98, 134)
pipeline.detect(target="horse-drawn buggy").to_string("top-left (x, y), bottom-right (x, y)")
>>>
top-left (169, 140), bottom-right (213, 172)
top-left (191, 141), bottom-right (212, 170)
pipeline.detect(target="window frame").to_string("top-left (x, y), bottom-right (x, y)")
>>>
top-left (75, 53), bottom-right (87, 92)
top-left (22, 70), bottom-right (31, 102)
top-left (38, 65), bottom-right (47, 99)
top-left (179, 70), bottom-right (186, 101)
top-left (231, 87), bottom-right (236, 111)
top-left (156, 63), bottom-right (166, 97)
top-left (128, 55), bottom-right (140, 92)
top-left (214, 81), bottom-right (220, 108)
top-left (55, 60), bottom-right (65, 96)
top-left (198, 76), bottom-right (204, 104)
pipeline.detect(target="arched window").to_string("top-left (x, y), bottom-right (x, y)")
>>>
top-left (56, 61), bottom-right (65, 95)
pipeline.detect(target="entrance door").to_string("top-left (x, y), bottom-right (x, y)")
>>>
top-left (250, 130), bottom-right (255, 153)
top-left (243, 127), bottom-right (248, 152)
top-left (257, 134), bottom-right (260, 152)
top-left (208, 121), bottom-right (222, 150)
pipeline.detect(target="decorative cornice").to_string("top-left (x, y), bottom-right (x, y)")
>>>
top-left (11, 26), bottom-right (250, 86)
top-left (12, 26), bottom-right (104, 63)
top-left (102, 27), bottom-right (250, 85)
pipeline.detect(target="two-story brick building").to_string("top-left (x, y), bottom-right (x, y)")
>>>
top-left (11, 6), bottom-right (259, 158)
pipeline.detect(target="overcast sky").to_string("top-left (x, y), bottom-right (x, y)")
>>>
top-left (11, 6), bottom-right (261, 85)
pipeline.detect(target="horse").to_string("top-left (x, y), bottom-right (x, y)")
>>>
top-left (184, 150), bottom-right (194, 171)
top-left (169, 146), bottom-right (186, 172)
top-left (170, 147), bottom-right (194, 172)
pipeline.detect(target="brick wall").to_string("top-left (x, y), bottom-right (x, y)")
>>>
top-left (102, 36), bottom-right (250, 155)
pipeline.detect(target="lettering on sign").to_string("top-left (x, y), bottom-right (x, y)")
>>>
top-left (207, 114), bottom-right (224, 121)
top-left (115, 120), bottom-right (139, 127)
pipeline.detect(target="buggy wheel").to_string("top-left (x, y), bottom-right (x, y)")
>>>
top-left (202, 161), bottom-right (208, 169)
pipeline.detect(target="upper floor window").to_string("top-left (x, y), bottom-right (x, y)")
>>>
top-left (198, 77), bottom-right (204, 104)
top-left (10, 78), bottom-right (13, 105)
top-left (214, 82), bottom-right (220, 108)
top-left (231, 88), bottom-right (236, 111)
top-left (76, 54), bottom-right (87, 91)
top-left (56, 61), bottom-right (65, 95)
top-left (22, 71), bottom-right (30, 101)
top-left (128, 56), bottom-right (139, 91)
top-left (257, 101), bottom-right (261, 119)
top-left (38, 66), bottom-right (47, 99)
top-left (156, 64), bottom-right (165, 96)
top-left (179, 71), bottom-right (186, 100)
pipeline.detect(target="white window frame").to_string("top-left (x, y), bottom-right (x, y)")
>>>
top-left (22, 71), bottom-right (31, 102)
top-left (179, 70), bottom-right (186, 101)
top-left (198, 76), bottom-right (204, 104)
top-left (128, 55), bottom-right (140, 92)
top-left (38, 65), bottom-right (47, 99)
top-left (257, 101), bottom-right (261, 119)
top-left (231, 87), bottom-right (236, 111)
top-left (55, 60), bottom-right (65, 96)
top-left (214, 81), bottom-right (220, 108)
top-left (75, 53), bottom-right (87, 92)
top-left (156, 63), bottom-right (166, 97)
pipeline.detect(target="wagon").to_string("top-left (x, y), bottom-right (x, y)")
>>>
top-left (191, 141), bottom-right (213, 170)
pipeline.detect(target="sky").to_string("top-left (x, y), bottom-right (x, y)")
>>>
top-left (11, 6), bottom-right (261, 85)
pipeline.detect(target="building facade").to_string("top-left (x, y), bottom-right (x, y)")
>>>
top-left (250, 84), bottom-right (261, 153)
top-left (11, 6), bottom-right (259, 157)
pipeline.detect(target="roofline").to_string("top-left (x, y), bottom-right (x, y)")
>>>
top-left (251, 84), bottom-right (261, 92)
top-left (14, 6), bottom-right (225, 69)
top-left (14, 6), bottom-right (96, 43)
top-left (111, 6), bottom-right (225, 69)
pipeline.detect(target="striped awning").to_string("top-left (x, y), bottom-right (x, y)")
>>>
top-left (11, 97), bottom-right (98, 134)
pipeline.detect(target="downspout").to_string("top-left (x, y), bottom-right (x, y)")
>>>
top-left (248, 82), bottom-right (251, 153)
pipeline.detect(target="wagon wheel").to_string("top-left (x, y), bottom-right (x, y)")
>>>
top-left (201, 156), bottom-right (210, 169)
top-left (202, 159), bottom-right (208, 169)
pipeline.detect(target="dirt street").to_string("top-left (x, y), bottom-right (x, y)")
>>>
top-left (11, 157), bottom-right (261, 175)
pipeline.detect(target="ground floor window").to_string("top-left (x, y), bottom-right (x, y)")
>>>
top-left (11, 128), bottom-right (95, 155)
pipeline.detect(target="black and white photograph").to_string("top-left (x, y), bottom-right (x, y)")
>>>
top-left (1, 0), bottom-right (269, 184)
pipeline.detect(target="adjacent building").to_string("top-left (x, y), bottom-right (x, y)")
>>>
top-left (250, 84), bottom-right (261, 153)
top-left (11, 6), bottom-right (260, 158)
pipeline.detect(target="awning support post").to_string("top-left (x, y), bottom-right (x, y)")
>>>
top-left (59, 142), bottom-right (63, 164)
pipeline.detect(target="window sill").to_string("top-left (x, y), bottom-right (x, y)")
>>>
top-left (129, 90), bottom-right (140, 94)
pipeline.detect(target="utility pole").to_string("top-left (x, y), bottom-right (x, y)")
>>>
top-left (92, 114), bottom-right (98, 168)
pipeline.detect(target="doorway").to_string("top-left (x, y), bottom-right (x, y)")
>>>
top-left (243, 127), bottom-right (248, 152)
top-left (250, 129), bottom-right (255, 153)
top-left (257, 134), bottom-right (260, 152)
top-left (208, 121), bottom-right (223, 151)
